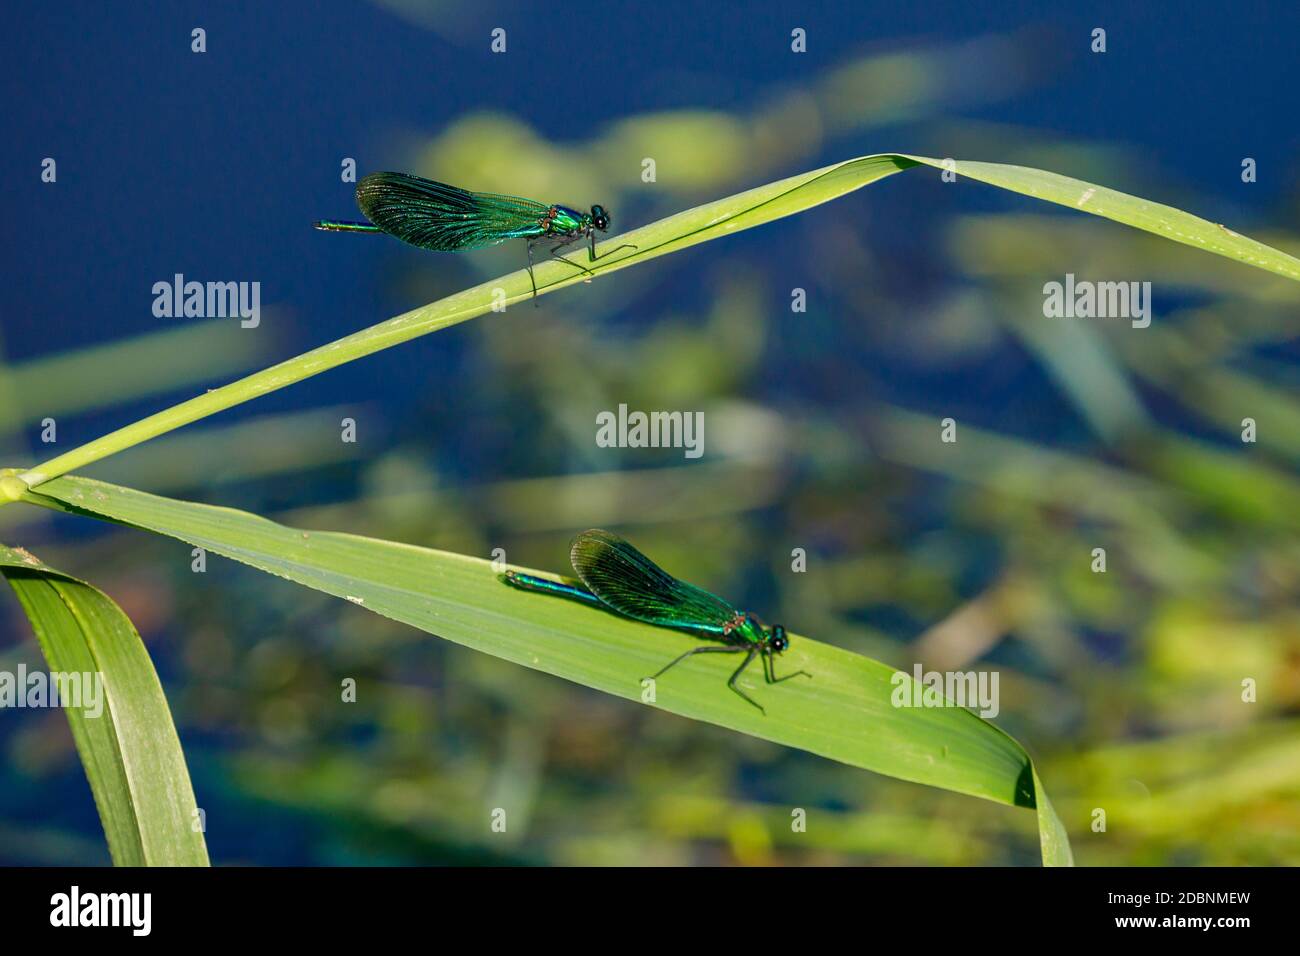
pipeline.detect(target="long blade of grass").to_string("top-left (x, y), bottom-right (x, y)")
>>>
top-left (21, 474), bottom-right (1072, 865)
top-left (5, 153), bottom-right (1297, 496)
top-left (0, 542), bottom-right (209, 866)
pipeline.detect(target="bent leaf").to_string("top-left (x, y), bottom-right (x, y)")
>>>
top-left (0, 542), bottom-right (209, 866)
top-left (23, 475), bottom-right (1072, 865)
top-left (15, 153), bottom-right (1300, 490)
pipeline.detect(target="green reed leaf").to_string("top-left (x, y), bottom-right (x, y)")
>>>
top-left (0, 542), bottom-right (209, 866)
top-left (21, 475), bottom-right (1072, 865)
top-left (7, 153), bottom-right (1297, 494)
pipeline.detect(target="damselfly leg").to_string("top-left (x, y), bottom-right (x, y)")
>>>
top-left (648, 644), bottom-right (766, 714)
top-left (650, 643), bottom-right (746, 681)
top-left (525, 234), bottom-right (595, 304)
top-left (762, 650), bottom-right (811, 684)
top-left (587, 231), bottom-right (638, 262)
top-left (727, 647), bottom-right (764, 714)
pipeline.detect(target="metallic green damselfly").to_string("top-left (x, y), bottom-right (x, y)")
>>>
top-left (314, 172), bottom-right (636, 300)
top-left (502, 530), bottom-right (810, 714)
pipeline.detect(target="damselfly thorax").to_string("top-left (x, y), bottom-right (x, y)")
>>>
top-left (540, 205), bottom-right (586, 234)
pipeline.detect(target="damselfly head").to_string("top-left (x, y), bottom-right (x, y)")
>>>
top-left (769, 625), bottom-right (788, 653)
top-left (590, 205), bottom-right (610, 231)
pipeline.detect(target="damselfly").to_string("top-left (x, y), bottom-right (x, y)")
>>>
top-left (502, 529), bottom-right (810, 714)
top-left (314, 172), bottom-right (636, 300)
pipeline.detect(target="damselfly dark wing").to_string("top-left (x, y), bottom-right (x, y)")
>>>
top-left (569, 530), bottom-right (740, 636)
top-left (355, 172), bottom-right (552, 252)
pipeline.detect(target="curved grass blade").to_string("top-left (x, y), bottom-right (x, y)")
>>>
top-left (8, 153), bottom-right (1299, 496)
top-left (0, 542), bottom-right (209, 866)
top-left (20, 475), bottom-right (1072, 865)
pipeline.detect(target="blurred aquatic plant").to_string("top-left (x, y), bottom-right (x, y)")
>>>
top-left (4, 150), bottom-right (1300, 867)
top-left (413, 32), bottom-right (1045, 206)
